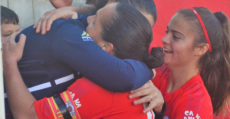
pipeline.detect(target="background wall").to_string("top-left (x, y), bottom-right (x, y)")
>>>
top-left (0, 0), bottom-right (86, 29)
top-left (151, 0), bottom-right (230, 48)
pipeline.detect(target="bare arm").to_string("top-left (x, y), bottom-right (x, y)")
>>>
top-left (3, 33), bottom-right (38, 119)
top-left (34, 4), bottom-right (95, 35)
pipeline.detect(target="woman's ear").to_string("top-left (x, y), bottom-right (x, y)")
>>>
top-left (102, 42), bottom-right (114, 54)
top-left (195, 43), bottom-right (209, 56)
top-left (106, 0), bottom-right (116, 5)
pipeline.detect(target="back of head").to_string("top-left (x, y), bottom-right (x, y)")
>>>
top-left (1, 5), bottom-right (19, 25)
top-left (101, 3), bottom-right (163, 69)
top-left (86, 0), bottom-right (109, 11)
top-left (179, 7), bottom-right (230, 115)
top-left (115, 0), bottom-right (157, 24)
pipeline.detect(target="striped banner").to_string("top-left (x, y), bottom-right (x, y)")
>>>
top-left (60, 91), bottom-right (81, 119)
top-left (47, 97), bottom-right (64, 119)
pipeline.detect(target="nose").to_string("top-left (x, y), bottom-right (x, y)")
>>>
top-left (87, 15), bottom-right (96, 24)
top-left (162, 34), bottom-right (170, 45)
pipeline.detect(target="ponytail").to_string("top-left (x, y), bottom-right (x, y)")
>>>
top-left (179, 8), bottom-right (230, 115)
top-left (212, 12), bottom-right (230, 115)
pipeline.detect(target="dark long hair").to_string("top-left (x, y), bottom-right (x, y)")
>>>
top-left (179, 7), bottom-right (230, 115)
top-left (115, 0), bottom-right (157, 25)
top-left (101, 3), bottom-right (163, 69)
top-left (1, 5), bottom-right (19, 24)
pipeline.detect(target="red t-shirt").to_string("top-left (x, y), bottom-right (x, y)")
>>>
top-left (35, 77), bottom-right (155, 119)
top-left (153, 66), bottom-right (213, 119)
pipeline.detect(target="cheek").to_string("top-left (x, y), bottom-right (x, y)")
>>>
top-left (172, 42), bottom-right (194, 63)
top-left (1, 36), bottom-right (6, 42)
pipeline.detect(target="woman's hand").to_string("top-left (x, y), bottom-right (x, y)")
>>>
top-left (33, 6), bottom-right (78, 35)
top-left (129, 80), bottom-right (164, 114)
top-left (2, 32), bottom-right (26, 64)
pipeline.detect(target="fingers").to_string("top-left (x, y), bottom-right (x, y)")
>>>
top-left (41, 11), bottom-right (58, 34)
top-left (34, 11), bottom-right (52, 34)
top-left (130, 80), bottom-right (154, 99)
top-left (35, 18), bottom-right (42, 33)
top-left (8, 32), bottom-right (20, 44)
top-left (34, 8), bottom-right (78, 35)
top-left (46, 16), bottom-right (56, 32)
top-left (130, 88), bottom-right (155, 99)
top-left (130, 84), bottom-right (149, 94)
top-left (17, 34), bottom-right (26, 51)
top-left (143, 102), bottom-right (158, 113)
top-left (71, 12), bottom-right (78, 19)
top-left (133, 94), bottom-right (154, 105)
top-left (130, 80), bottom-right (152, 94)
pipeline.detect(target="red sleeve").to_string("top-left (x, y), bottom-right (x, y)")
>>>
top-left (34, 98), bottom-right (56, 119)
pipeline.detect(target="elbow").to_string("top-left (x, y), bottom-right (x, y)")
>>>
top-left (14, 109), bottom-right (38, 119)
top-left (104, 75), bottom-right (135, 92)
top-left (15, 114), bottom-right (38, 119)
top-left (14, 113), bottom-right (38, 119)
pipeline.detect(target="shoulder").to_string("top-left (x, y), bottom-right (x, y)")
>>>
top-left (172, 77), bottom-right (213, 118)
top-left (52, 19), bottom-right (86, 33)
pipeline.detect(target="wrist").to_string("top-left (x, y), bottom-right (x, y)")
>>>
top-left (3, 59), bottom-right (18, 69)
top-left (154, 103), bottom-right (164, 114)
top-left (153, 100), bottom-right (167, 118)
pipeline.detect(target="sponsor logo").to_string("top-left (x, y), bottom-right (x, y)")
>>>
top-left (183, 110), bottom-right (201, 119)
top-left (81, 31), bottom-right (94, 41)
top-left (70, 91), bottom-right (82, 108)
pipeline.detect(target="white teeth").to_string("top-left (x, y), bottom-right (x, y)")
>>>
top-left (164, 48), bottom-right (172, 53)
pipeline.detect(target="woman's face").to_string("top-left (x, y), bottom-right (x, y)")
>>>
top-left (86, 3), bottom-right (115, 51)
top-left (162, 13), bottom-right (198, 68)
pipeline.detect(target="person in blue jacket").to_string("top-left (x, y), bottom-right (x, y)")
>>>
top-left (4, 3), bottom-right (164, 118)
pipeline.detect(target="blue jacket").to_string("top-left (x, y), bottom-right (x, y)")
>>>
top-left (5, 14), bottom-right (153, 118)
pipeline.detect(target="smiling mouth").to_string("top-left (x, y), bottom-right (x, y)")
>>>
top-left (164, 48), bottom-right (173, 53)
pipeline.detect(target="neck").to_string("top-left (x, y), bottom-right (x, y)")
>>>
top-left (167, 63), bottom-right (199, 93)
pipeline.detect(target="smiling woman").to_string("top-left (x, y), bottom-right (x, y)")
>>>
top-left (153, 7), bottom-right (230, 118)
top-left (1, 5), bottom-right (19, 42)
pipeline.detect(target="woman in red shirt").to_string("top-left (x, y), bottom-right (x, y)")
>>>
top-left (3, 3), bottom-right (164, 119)
top-left (130, 7), bottom-right (230, 119)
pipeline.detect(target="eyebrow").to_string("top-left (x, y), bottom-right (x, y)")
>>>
top-left (167, 26), bottom-right (185, 36)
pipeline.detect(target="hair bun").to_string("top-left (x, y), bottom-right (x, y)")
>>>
top-left (144, 47), bottom-right (164, 69)
top-left (214, 12), bottom-right (229, 28)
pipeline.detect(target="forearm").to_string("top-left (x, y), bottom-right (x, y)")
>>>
top-left (53, 40), bottom-right (153, 92)
top-left (4, 61), bottom-right (38, 119)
